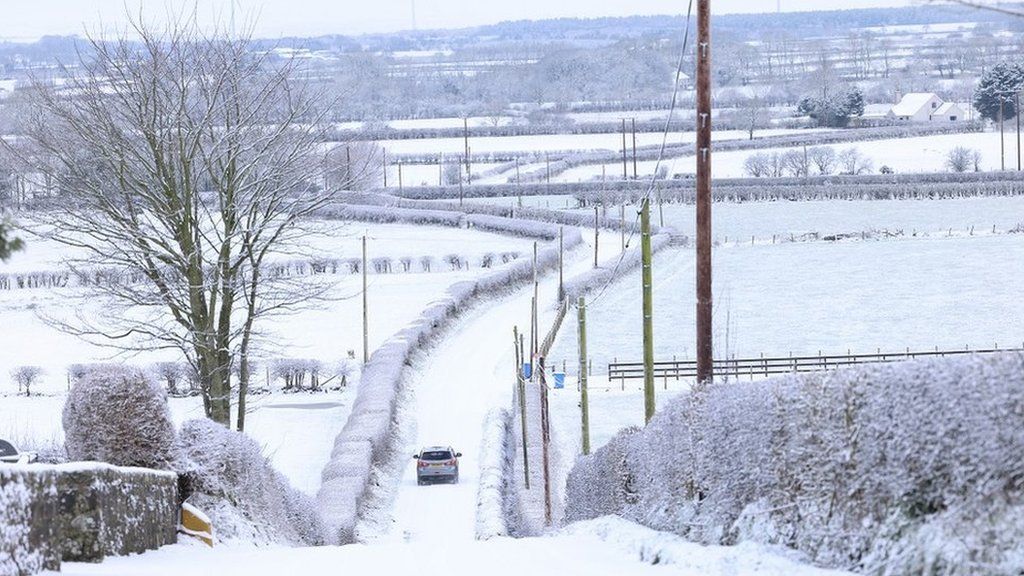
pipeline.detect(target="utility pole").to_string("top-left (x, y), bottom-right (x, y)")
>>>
top-left (514, 327), bottom-right (530, 488)
top-left (463, 118), bottom-right (471, 183)
top-left (631, 117), bottom-right (638, 179)
top-left (558, 227), bottom-right (565, 301)
top-left (362, 235), bottom-right (369, 364)
top-left (382, 148), bottom-right (388, 188)
top-left (641, 198), bottom-right (655, 423)
top-left (1000, 97), bottom-right (1006, 171)
top-left (538, 355), bottom-right (552, 526)
top-left (620, 204), bottom-right (625, 251)
top-left (438, 154), bottom-right (443, 186)
top-left (346, 145), bottom-right (352, 188)
top-left (515, 157), bottom-right (521, 184)
top-left (532, 242), bottom-right (539, 355)
top-left (621, 118), bottom-right (629, 179)
top-left (1017, 92), bottom-right (1021, 172)
top-left (458, 159), bottom-right (464, 206)
top-left (398, 162), bottom-right (404, 191)
top-left (578, 297), bottom-right (591, 455)
top-left (593, 206), bottom-right (600, 267)
top-left (696, 0), bottom-right (714, 387)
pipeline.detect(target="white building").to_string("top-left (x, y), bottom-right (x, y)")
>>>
top-left (891, 93), bottom-right (945, 122)
top-left (930, 102), bottom-right (968, 122)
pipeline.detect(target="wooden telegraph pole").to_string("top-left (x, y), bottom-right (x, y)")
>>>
top-left (382, 148), bottom-right (388, 188)
top-left (593, 206), bottom-right (600, 268)
top-left (558, 227), bottom-right (565, 301)
top-left (578, 297), bottom-right (591, 455)
top-left (1017, 92), bottom-right (1021, 172)
top-left (631, 117), bottom-right (638, 179)
top-left (362, 235), bottom-right (369, 364)
top-left (463, 118), bottom-right (472, 183)
top-left (1000, 97), bottom-right (1006, 171)
top-left (514, 327), bottom-right (530, 488)
top-left (538, 355), bottom-right (552, 525)
top-left (621, 118), bottom-right (629, 179)
top-left (641, 198), bottom-right (655, 423)
top-left (695, 0), bottom-right (714, 387)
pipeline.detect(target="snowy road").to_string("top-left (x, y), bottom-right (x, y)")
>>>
top-left (373, 237), bottom-right (596, 544)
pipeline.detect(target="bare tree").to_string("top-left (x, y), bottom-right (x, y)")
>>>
top-left (946, 146), bottom-right (977, 173)
top-left (838, 148), bottom-right (874, 175)
top-left (11, 366), bottom-right (43, 397)
top-left (12, 15), bottom-right (336, 426)
top-left (781, 149), bottom-right (809, 177)
top-left (738, 93), bottom-right (768, 140)
top-left (808, 146), bottom-right (838, 175)
top-left (323, 141), bottom-right (383, 192)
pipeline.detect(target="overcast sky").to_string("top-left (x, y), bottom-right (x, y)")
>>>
top-left (0, 0), bottom-right (920, 41)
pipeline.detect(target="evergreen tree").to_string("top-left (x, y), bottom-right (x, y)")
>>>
top-left (974, 61), bottom-right (1024, 122)
top-left (0, 219), bottom-right (22, 262)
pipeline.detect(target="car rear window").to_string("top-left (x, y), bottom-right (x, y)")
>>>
top-left (421, 450), bottom-right (452, 461)
top-left (0, 440), bottom-right (17, 458)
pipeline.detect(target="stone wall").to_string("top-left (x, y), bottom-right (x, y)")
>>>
top-left (1, 463), bottom-right (178, 576)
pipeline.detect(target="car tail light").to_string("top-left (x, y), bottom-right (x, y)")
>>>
top-left (447, 459), bottom-right (457, 466)
top-left (418, 460), bottom-right (429, 468)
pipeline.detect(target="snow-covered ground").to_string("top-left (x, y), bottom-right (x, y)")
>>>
top-left (578, 196), bottom-right (1024, 241)
top-left (48, 517), bottom-right (853, 576)
top-left (547, 234), bottom-right (1024, 374)
top-left (0, 222), bottom-right (535, 395)
top-left (555, 131), bottom-right (1021, 181)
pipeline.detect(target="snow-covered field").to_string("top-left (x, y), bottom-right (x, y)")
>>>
top-left (375, 128), bottom-right (829, 156)
top-left (0, 222), bottom-right (535, 395)
top-left (555, 131), bottom-right (1021, 181)
top-left (547, 234), bottom-right (1024, 373)
top-left (583, 196), bottom-right (1024, 241)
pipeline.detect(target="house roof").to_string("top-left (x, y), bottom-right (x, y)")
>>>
top-left (862, 103), bottom-right (893, 118)
top-left (932, 102), bottom-right (963, 116)
top-left (892, 93), bottom-right (940, 117)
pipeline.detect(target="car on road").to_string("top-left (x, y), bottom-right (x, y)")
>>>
top-left (413, 446), bottom-right (461, 485)
top-left (0, 439), bottom-right (37, 464)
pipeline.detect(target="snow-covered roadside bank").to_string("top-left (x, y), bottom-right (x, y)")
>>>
top-left (563, 517), bottom-right (853, 575)
top-left (49, 516), bottom-right (852, 576)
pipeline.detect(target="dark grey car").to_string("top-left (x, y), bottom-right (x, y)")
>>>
top-left (414, 446), bottom-right (461, 485)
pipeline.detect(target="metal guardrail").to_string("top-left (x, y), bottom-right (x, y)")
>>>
top-left (608, 347), bottom-right (1024, 382)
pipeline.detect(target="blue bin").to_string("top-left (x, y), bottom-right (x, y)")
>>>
top-left (553, 372), bottom-right (565, 389)
top-left (522, 363), bottom-right (532, 379)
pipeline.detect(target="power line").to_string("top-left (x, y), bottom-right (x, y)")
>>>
top-left (586, 0), bottom-right (695, 309)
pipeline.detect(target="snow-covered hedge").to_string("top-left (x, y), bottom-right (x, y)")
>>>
top-left (178, 418), bottom-right (325, 546)
top-left (383, 169), bottom-right (1024, 203)
top-left (564, 352), bottom-right (1024, 575)
top-left (63, 365), bottom-right (179, 471)
top-left (318, 210), bottom-right (582, 544)
top-left (318, 204), bottom-right (464, 227)
top-left (475, 407), bottom-right (523, 540)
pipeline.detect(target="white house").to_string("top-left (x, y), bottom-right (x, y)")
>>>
top-left (930, 102), bottom-right (967, 122)
top-left (891, 93), bottom-right (945, 122)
